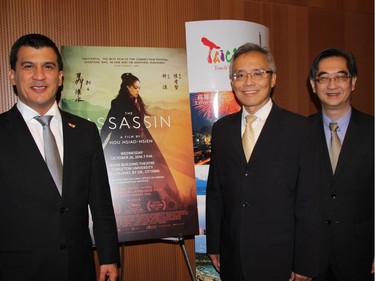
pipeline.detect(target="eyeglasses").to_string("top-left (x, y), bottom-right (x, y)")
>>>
top-left (231, 70), bottom-right (273, 81)
top-left (315, 73), bottom-right (351, 84)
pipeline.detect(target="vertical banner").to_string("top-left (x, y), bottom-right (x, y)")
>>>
top-left (185, 20), bottom-right (269, 280)
top-left (60, 46), bottom-right (198, 242)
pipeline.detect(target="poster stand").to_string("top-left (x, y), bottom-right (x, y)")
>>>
top-left (162, 234), bottom-right (196, 281)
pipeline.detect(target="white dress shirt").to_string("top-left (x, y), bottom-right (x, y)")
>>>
top-left (241, 98), bottom-right (273, 143)
top-left (17, 100), bottom-right (64, 163)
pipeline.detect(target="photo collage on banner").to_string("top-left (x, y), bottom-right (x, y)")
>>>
top-left (61, 46), bottom-right (198, 243)
top-left (185, 20), bottom-right (269, 280)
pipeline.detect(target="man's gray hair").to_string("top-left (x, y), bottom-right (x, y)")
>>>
top-left (229, 42), bottom-right (276, 75)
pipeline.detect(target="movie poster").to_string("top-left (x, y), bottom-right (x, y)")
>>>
top-left (60, 46), bottom-right (198, 242)
top-left (185, 20), bottom-right (269, 280)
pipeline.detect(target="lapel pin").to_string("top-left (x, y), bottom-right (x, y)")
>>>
top-left (68, 122), bottom-right (76, 128)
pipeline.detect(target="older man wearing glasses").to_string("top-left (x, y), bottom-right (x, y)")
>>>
top-left (309, 48), bottom-right (374, 281)
top-left (206, 42), bottom-right (321, 281)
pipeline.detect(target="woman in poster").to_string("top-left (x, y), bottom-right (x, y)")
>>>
top-left (101, 73), bottom-right (184, 233)
top-left (101, 73), bottom-right (149, 142)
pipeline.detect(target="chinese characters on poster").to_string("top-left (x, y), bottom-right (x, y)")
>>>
top-left (61, 46), bottom-right (198, 242)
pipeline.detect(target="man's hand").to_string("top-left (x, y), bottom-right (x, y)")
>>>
top-left (371, 259), bottom-right (374, 274)
top-left (208, 254), bottom-right (220, 273)
top-left (99, 263), bottom-right (118, 281)
top-left (290, 272), bottom-right (312, 281)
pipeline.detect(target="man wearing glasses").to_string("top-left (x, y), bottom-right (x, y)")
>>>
top-left (309, 48), bottom-right (374, 281)
top-left (206, 42), bottom-right (320, 281)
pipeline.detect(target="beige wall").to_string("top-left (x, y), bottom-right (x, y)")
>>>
top-left (0, 0), bottom-right (373, 280)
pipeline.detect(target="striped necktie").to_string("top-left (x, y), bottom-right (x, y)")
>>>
top-left (242, 115), bottom-right (257, 162)
top-left (328, 122), bottom-right (341, 173)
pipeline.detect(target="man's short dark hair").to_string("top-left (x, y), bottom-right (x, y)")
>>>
top-left (309, 48), bottom-right (357, 80)
top-left (10, 33), bottom-right (63, 71)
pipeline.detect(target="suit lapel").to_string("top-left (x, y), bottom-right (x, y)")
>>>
top-left (334, 109), bottom-right (361, 176)
top-left (227, 111), bottom-right (247, 162)
top-left (5, 106), bottom-right (40, 157)
top-left (248, 104), bottom-right (283, 166)
top-left (5, 106), bottom-right (61, 196)
top-left (60, 111), bottom-right (78, 198)
top-left (312, 113), bottom-right (334, 176)
top-left (312, 110), bottom-right (363, 179)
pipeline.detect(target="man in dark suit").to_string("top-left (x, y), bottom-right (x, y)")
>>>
top-left (309, 48), bottom-right (374, 281)
top-left (0, 34), bottom-right (119, 280)
top-left (206, 42), bottom-right (320, 281)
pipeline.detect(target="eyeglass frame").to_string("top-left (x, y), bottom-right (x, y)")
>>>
top-left (314, 73), bottom-right (352, 84)
top-left (230, 69), bottom-right (274, 81)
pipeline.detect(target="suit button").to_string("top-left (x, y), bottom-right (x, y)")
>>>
top-left (331, 193), bottom-right (337, 199)
top-left (325, 219), bottom-right (331, 225)
top-left (244, 171), bottom-right (249, 176)
top-left (242, 202), bottom-right (249, 207)
top-left (334, 220), bottom-right (341, 224)
top-left (60, 207), bottom-right (69, 214)
top-left (60, 243), bottom-right (67, 250)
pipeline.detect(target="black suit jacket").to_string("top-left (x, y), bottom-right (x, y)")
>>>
top-left (0, 105), bottom-right (119, 281)
top-left (310, 108), bottom-right (374, 280)
top-left (206, 103), bottom-right (321, 281)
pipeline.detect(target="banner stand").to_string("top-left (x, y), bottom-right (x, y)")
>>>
top-left (162, 235), bottom-right (196, 281)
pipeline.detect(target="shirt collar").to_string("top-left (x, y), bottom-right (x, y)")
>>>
top-left (322, 107), bottom-right (352, 132)
top-left (17, 100), bottom-right (62, 123)
top-left (242, 98), bottom-right (273, 121)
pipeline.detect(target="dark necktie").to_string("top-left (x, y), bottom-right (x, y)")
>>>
top-left (35, 115), bottom-right (63, 194)
top-left (328, 122), bottom-right (341, 173)
top-left (242, 115), bottom-right (257, 162)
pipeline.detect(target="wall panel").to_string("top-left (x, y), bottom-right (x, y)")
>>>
top-left (344, 12), bottom-right (374, 114)
top-left (2, 0), bottom-right (373, 115)
top-left (0, 0), bottom-right (373, 280)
